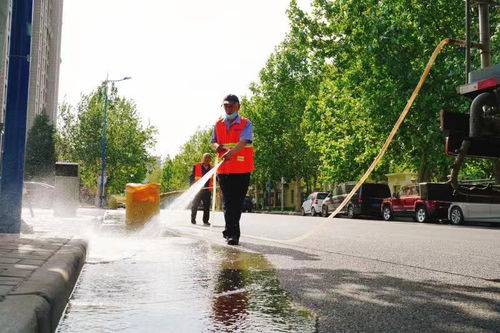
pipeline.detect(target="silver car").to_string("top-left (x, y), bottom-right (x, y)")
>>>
top-left (448, 202), bottom-right (500, 225)
top-left (301, 192), bottom-right (328, 216)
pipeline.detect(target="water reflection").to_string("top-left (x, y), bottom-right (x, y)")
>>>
top-left (208, 248), bottom-right (316, 333)
top-left (48, 209), bottom-right (315, 333)
top-left (211, 251), bottom-right (249, 331)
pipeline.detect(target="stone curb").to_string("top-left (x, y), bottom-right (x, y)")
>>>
top-left (0, 238), bottom-right (87, 333)
top-left (252, 210), bottom-right (300, 216)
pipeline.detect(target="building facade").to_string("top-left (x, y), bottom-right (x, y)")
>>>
top-left (28, 0), bottom-right (63, 128)
top-left (0, 0), bottom-right (12, 127)
top-left (0, 0), bottom-right (64, 130)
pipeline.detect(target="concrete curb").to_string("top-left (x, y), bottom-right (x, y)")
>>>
top-left (252, 210), bottom-right (300, 216)
top-left (0, 238), bottom-right (87, 333)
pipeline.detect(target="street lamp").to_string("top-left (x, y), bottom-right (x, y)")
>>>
top-left (98, 76), bottom-right (131, 208)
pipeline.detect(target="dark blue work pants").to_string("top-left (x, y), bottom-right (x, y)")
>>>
top-left (218, 173), bottom-right (250, 240)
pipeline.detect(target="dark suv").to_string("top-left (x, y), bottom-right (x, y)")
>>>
top-left (322, 183), bottom-right (391, 218)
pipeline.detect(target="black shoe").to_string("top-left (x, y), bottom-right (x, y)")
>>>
top-left (203, 222), bottom-right (211, 226)
top-left (191, 220), bottom-right (196, 224)
top-left (227, 237), bottom-right (239, 246)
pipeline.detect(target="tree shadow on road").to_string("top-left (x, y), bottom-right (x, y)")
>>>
top-left (275, 268), bottom-right (500, 332)
top-left (241, 242), bottom-right (321, 262)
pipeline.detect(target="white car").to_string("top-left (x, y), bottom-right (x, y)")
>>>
top-left (301, 192), bottom-right (328, 216)
top-left (448, 201), bottom-right (500, 225)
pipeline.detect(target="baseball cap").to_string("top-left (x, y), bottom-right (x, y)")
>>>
top-left (223, 94), bottom-right (240, 105)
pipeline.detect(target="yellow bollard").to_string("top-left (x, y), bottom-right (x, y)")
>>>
top-left (125, 183), bottom-right (160, 226)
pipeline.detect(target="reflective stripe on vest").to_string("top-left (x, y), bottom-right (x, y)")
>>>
top-left (194, 163), bottom-right (213, 191)
top-left (215, 117), bottom-right (254, 174)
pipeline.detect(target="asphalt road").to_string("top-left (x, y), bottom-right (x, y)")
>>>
top-left (167, 211), bottom-right (500, 333)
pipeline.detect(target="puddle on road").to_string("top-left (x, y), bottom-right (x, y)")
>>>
top-left (56, 232), bottom-right (316, 333)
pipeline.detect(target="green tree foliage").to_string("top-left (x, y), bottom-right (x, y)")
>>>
top-left (25, 113), bottom-right (56, 181)
top-left (145, 156), bottom-right (162, 184)
top-left (244, 0), bottom-right (499, 186)
top-left (161, 128), bottom-right (214, 192)
top-left (242, 34), bottom-right (321, 193)
top-left (56, 83), bottom-right (157, 194)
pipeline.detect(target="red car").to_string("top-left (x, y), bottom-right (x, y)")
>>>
top-left (381, 184), bottom-right (451, 223)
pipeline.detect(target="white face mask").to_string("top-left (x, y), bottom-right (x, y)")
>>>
top-left (225, 112), bottom-right (238, 120)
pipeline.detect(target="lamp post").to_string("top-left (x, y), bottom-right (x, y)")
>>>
top-left (98, 76), bottom-right (131, 208)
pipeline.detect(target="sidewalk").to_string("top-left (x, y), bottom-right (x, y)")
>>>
top-left (0, 234), bottom-right (87, 333)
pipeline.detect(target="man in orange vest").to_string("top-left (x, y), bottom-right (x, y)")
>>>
top-left (211, 94), bottom-right (254, 245)
top-left (190, 153), bottom-right (213, 225)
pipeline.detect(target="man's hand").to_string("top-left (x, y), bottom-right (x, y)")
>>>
top-left (221, 149), bottom-right (235, 161)
top-left (215, 145), bottom-right (227, 154)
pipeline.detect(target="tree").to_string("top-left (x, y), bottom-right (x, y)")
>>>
top-left (25, 113), bottom-right (56, 181)
top-left (242, 34), bottom-right (322, 209)
top-left (292, 0), bottom-right (486, 183)
top-left (56, 83), bottom-right (157, 195)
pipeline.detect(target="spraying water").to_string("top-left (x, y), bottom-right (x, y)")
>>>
top-left (166, 160), bottom-right (223, 210)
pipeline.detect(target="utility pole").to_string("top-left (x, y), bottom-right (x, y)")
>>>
top-left (0, 0), bottom-right (34, 233)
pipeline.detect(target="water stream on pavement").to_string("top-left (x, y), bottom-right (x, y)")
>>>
top-left (24, 206), bottom-right (315, 332)
top-left (167, 160), bottom-right (223, 210)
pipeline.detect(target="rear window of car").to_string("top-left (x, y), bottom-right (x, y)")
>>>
top-left (316, 193), bottom-right (328, 199)
top-left (362, 184), bottom-right (390, 198)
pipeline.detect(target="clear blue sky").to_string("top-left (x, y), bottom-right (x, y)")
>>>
top-left (58, 0), bottom-right (311, 158)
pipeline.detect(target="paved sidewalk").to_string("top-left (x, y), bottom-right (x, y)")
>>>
top-left (0, 234), bottom-right (87, 333)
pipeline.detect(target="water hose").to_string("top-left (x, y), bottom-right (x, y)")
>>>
top-left (238, 38), bottom-right (473, 245)
top-left (198, 38), bottom-right (478, 244)
top-left (328, 38), bottom-right (473, 219)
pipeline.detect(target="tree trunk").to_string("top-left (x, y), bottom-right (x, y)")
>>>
top-left (417, 152), bottom-right (432, 183)
top-left (494, 159), bottom-right (500, 184)
top-left (254, 182), bottom-right (259, 210)
top-left (294, 177), bottom-right (302, 212)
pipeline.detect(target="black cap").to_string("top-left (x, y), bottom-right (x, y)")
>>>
top-left (223, 94), bottom-right (240, 105)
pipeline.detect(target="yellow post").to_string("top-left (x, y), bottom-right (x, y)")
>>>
top-left (125, 183), bottom-right (160, 226)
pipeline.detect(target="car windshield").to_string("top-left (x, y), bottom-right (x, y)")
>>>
top-left (316, 193), bottom-right (328, 199)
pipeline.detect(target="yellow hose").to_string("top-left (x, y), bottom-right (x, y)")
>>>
top-left (200, 38), bottom-right (465, 244)
top-left (328, 38), bottom-right (453, 219)
top-left (249, 38), bottom-right (458, 244)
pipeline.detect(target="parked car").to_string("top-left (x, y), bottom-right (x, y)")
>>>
top-left (243, 196), bottom-right (253, 213)
top-left (301, 192), bottom-right (329, 216)
top-left (448, 199), bottom-right (500, 225)
top-left (322, 183), bottom-right (391, 218)
top-left (381, 183), bottom-right (452, 223)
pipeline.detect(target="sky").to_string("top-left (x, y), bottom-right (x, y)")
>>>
top-left (58, 0), bottom-right (311, 158)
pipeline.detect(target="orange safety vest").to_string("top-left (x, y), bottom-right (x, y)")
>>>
top-left (194, 163), bottom-right (213, 191)
top-left (215, 117), bottom-right (254, 174)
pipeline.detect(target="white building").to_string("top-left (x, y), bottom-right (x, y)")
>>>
top-left (0, 0), bottom-right (12, 125)
top-left (0, 0), bottom-right (64, 130)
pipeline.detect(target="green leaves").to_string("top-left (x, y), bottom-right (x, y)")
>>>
top-left (245, 0), bottom-right (495, 186)
top-left (56, 83), bottom-right (157, 195)
top-left (25, 113), bottom-right (56, 181)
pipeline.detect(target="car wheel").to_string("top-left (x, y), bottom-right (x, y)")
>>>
top-left (311, 207), bottom-right (316, 217)
top-left (347, 205), bottom-right (355, 218)
top-left (322, 205), bottom-right (329, 217)
top-left (382, 205), bottom-right (393, 221)
top-left (301, 208), bottom-right (306, 216)
top-left (415, 206), bottom-right (428, 223)
top-left (450, 206), bottom-right (464, 225)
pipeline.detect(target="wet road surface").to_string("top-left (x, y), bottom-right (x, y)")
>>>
top-left (23, 209), bottom-right (316, 333)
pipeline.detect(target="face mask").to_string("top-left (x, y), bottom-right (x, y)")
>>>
top-left (225, 112), bottom-right (238, 120)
